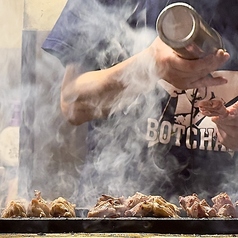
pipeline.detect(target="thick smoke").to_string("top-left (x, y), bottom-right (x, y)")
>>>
top-left (4, 0), bottom-right (160, 208)
top-left (1, 0), bottom-right (238, 212)
top-left (61, 1), bottom-right (170, 207)
top-left (0, 52), bottom-right (21, 207)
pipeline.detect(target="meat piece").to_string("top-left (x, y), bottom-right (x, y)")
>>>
top-left (152, 196), bottom-right (180, 218)
top-left (125, 197), bottom-right (180, 218)
top-left (88, 200), bottom-right (123, 218)
top-left (125, 192), bottom-right (150, 209)
top-left (124, 201), bottom-right (153, 217)
top-left (234, 201), bottom-right (238, 216)
top-left (50, 197), bottom-right (76, 217)
top-left (188, 199), bottom-right (217, 218)
top-left (179, 194), bottom-right (217, 218)
top-left (88, 195), bottom-right (127, 218)
top-left (212, 192), bottom-right (233, 211)
top-left (125, 195), bottom-right (180, 218)
top-left (124, 193), bottom-right (180, 217)
top-left (180, 192), bottom-right (237, 218)
top-left (27, 190), bottom-right (51, 217)
top-left (217, 204), bottom-right (237, 218)
top-left (95, 194), bottom-right (127, 207)
top-left (1, 200), bottom-right (27, 218)
top-left (88, 192), bottom-right (180, 218)
top-left (179, 193), bottom-right (200, 211)
top-left (212, 192), bottom-right (237, 218)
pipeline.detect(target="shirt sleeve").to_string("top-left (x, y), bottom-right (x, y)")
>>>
top-left (42, 0), bottom-right (148, 68)
top-left (42, 0), bottom-right (99, 67)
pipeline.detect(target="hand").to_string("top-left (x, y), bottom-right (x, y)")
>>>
top-left (199, 100), bottom-right (238, 150)
top-left (198, 99), bottom-right (228, 118)
top-left (149, 37), bottom-right (230, 90)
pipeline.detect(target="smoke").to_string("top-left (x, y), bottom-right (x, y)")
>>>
top-left (60, 1), bottom-right (171, 207)
top-left (37, 0), bottom-right (163, 206)
top-left (69, 0), bottom-right (238, 208)
top-left (14, 0), bottom-right (160, 208)
top-left (0, 2), bottom-right (21, 208)
top-left (18, 41), bottom-right (89, 204)
top-left (1, 0), bottom-right (238, 214)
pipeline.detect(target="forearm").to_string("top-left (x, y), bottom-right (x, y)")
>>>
top-left (61, 47), bottom-right (154, 125)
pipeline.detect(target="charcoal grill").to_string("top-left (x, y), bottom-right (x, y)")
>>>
top-left (1, 214), bottom-right (238, 234)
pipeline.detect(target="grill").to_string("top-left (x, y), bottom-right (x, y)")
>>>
top-left (1, 212), bottom-right (238, 234)
top-left (2, 31), bottom-right (236, 237)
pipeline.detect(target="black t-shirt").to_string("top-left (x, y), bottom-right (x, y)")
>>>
top-left (42, 0), bottom-right (238, 69)
top-left (42, 0), bottom-right (238, 206)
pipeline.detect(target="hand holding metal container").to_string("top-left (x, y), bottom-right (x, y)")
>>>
top-left (156, 2), bottom-right (224, 59)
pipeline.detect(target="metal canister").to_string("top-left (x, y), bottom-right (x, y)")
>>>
top-left (156, 2), bottom-right (224, 59)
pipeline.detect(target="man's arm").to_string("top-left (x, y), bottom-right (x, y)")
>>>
top-left (61, 62), bottom-right (126, 125)
top-left (61, 36), bottom-right (229, 125)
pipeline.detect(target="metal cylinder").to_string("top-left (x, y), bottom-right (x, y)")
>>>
top-left (156, 2), bottom-right (224, 59)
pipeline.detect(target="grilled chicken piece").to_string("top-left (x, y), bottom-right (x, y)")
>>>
top-left (27, 190), bottom-right (51, 217)
top-left (1, 200), bottom-right (27, 218)
top-left (212, 192), bottom-right (234, 210)
top-left (179, 193), bottom-right (200, 211)
top-left (180, 192), bottom-right (237, 218)
top-left (212, 192), bottom-right (237, 218)
top-left (88, 192), bottom-right (180, 218)
top-left (50, 197), bottom-right (76, 217)
top-left (152, 196), bottom-right (180, 216)
top-left (124, 201), bottom-right (153, 217)
top-left (179, 194), bottom-right (217, 218)
top-left (125, 192), bottom-right (150, 209)
top-left (152, 196), bottom-right (180, 218)
top-left (217, 204), bottom-right (237, 218)
top-left (125, 196), bottom-right (180, 218)
top-left (88, 200), bottom-right (124, 218)
top-left (95, 194), bottom-right (127, 207)
top-left (186, 199), bottom-right (217, 218)
top-left (88, 195), bottom-right (127, 218)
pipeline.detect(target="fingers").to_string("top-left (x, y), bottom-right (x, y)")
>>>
top-left (169, 50), bottom-right (229, 89)
top-left (211, 104), bottom-right (238, 151)
top-left (153, 37), bottom-right (230, 90)
top-left (229, 101), bottom-right (238, 113)
top-left (216, 128), bottom-right (238, 151)
top-left (198, 99), bottom-right (229, 117)
top-left (199, 100), bottom-right (238, 148)
top-left (190, 75), bottom-right (228, 88)
top-left (185, 49), bottom-right (229, 87)
top-left (212, 116), bottom-right (235, 130)
top-left (200, 49), bottom-right (230, 72)
top-left (212, 102), bottom-right (238, 126)
top-left (173, 49), bottom-right (230, 74)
